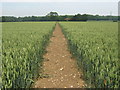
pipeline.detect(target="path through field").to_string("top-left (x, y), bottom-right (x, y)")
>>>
top-left (33, 23), bottom-right (86, 88)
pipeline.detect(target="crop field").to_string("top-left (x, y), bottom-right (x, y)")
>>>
top-left (60, 21), bottom-right (119, 88)
top-left (1, 21), bottom-right (119, 88)
top-left (0, 23), bottom-right (2, 88)
top-left (2, 22), bottom-right (55, 88)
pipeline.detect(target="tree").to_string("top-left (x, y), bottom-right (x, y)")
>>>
top-left (46, 12), bottom-right (59, 21)
top-left (81, 14), bottom-right (88, 21)
top-left (46, 12), bottom-right (58, 16)
top-left (0, 13), bottom-right (118, 22)
top-left (2, 16), bottom-right (17, 22)
top-left (71, 14), bottom-right (88, 21)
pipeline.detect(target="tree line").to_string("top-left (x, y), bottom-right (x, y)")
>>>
top-left (0, 12), bottom-right (119, 22)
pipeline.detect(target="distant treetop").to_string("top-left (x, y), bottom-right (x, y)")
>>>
top-left (46, 12), bottom-right (59, 16)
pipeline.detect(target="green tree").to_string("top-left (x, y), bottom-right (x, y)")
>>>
top-left (46, 12), bottom-right (59, 21)
top-left (71, 14), bottom-right (88, 21)
top-left (46, 12), bottom-right (58, 16)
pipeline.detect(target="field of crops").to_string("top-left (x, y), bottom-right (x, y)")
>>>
top-left (0, 23), bottom-right (2, 88)
top-left (2, 22), bottom-right (55, 88)
top-left (2, 21), bottom-right (119, 88)
top-left (60, 21), bottom-right (119, 88)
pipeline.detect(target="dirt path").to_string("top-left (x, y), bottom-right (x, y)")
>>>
top-left (33, 23), bottom-right (86, 88)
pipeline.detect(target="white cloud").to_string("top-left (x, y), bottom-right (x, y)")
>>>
top-left (1, 0), bottom-right (119, 2)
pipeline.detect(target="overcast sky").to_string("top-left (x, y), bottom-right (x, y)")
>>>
top-left (1, 0), bottom-right (119, 2)
top-left (0, 0), bottom-right (119, 17)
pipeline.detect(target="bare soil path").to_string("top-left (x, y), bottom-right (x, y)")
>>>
top-left (33, 23), bottom-right (86, 88)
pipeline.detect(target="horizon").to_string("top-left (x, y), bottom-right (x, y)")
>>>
top-left (1, 13), bottom-right (119, 17)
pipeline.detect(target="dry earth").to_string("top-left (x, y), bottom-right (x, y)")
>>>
top-left (33, 23), bottom-right (86, 88)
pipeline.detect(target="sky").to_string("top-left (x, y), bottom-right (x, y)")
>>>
top-left (0, 0), bottom-right (119, 17)
top-left (1, 0), bottom-right (119, 2)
